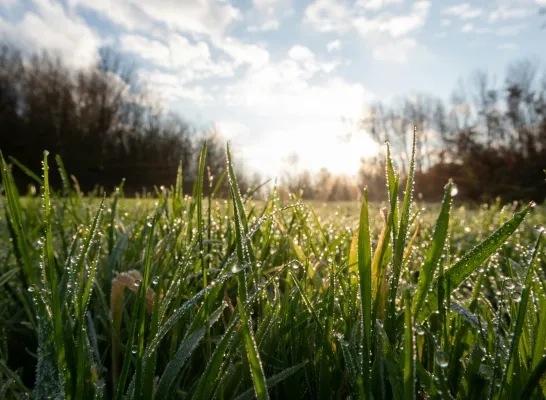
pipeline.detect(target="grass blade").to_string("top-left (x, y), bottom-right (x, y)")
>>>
top-left (357, 188), bottom-right (372, 399)
top-left (412, 180), bottom-right (454, 316)
top-left (417, 202), bottom-right (533, 322)
top-left (236, 298), bottom-right (269, 400)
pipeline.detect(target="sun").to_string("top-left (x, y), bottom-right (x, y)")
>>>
top-left (240, 119), bottom-right (380, 179)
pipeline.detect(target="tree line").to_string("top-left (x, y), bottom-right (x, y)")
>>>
top-left (1, 41), bottom-right (545, 203)
top-left (0, 43), bottom-right (258, 197)
top-left (281, 59), bottom-right (546, 204)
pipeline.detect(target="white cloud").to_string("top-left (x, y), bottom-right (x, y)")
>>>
top-left (211, 36), bottom-right (270, 69)
top-left (441, 18), bottom-right (452, 26)
top-left (303, 0), bottom-right (352, 33)
top-left (245, 0), bottom-right (291, 32)
top-left (71, 0), bottom-right (241, 37)
top-left (67, 0), bottom-right (148, 31)
top-left (443, 3), bottom-right (483, 20)
top-left (371, 37), bottom-right (417, 63)
top-left (223, 56), bottom-right (371, 119)
top-left (352, 1), bottom-right (431, 38)
top-left (327, 40), bottom-right (341, 52)
top-left (356, 0), bottom-right (403, 11)
top-left (288, 45), bottom-right (315, 61)
top-left (489, 6), bottom-right (530, 22)
top-left (461, 23), bottom-right (474, 32)
top-left (120, 34), bottom-right (234, 82)
top-left (0, 0), bottom-right (100, 68)
top-left (137, 0), bottom-right (241, 37)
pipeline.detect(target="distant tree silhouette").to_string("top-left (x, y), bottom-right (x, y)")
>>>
top-left (0, 42), bottom-right (250, 196)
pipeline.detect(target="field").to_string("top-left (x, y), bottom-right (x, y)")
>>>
top-left (0, 143), bottom-right (545, 400)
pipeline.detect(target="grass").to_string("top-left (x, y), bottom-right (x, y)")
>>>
top-left (0, 134), bottom-right (545, 400)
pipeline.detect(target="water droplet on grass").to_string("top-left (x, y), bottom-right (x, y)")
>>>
top-left (450, 185), bottom-right (459, 196)
top-left (436, 351), bottom-right (449, 368)
top-left (511, 292), bottom-right (522, 302)
top-left (27, 285), bottom-right (37, 293)
top-left (152, 277), bottom-right (159, 285)
top-left (504, 277), bottom-right (515, 290)
top-left (131, 345), bottom-right (137, 354)
top-left (133, 280), bottom-right (141, 288)
top-left (415, 324), bottom-right (425, 336)
top-left (535, 224), bottom-right (545, 233)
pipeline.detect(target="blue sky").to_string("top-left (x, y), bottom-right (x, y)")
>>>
top-left (1, 0), bottom-right (545, 177)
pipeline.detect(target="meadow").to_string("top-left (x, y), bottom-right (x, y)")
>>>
top-left (0, 138), bottom-right (545, 399)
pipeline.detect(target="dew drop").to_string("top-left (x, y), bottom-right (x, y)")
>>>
top-left (131, 345), bottom-right (137, 354)
top-left (535, 224), bottom-right (545, 233)
top-left (504, 277), bottom-right (515, 290)
top-left (415, 324), bottom-right (425, 336)
top-left (450, 185), bottom-right (459, 197)
top-left (27, 285), bottom-right (37, 293)
top-left (133, 280), bottom-right (141, 288)
top-left (436, 351), bottom-right (449, 368)
top-left (510, 292), bottom-right (522, 302)
top-left (152, 277), bottom-right (159, 285)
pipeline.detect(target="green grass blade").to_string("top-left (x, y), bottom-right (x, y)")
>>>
top-left (532, 294), bottom-right (546, 369)
top-left (155, 326), bottom-right (207, 398)
top-left (403, 288), bottom-right (415, 400)
top-left (191, 317), bottom-right (239, 400)
top-left (412, 180), bottom-right (454, 316)
top-left (154, 303), bottom-right (225, 398)
top-left (236, 298), bottom-right (269, 400)
top-left (0, 152), bottom-right (35, 285)
top-left (358, 188), bottom-right (372, 399)
top-left (233, 362), bottom-right (308, 400)
top-left (8, 155), bottom-right (43, 186)
top-left (41, 150), bottom-right (71, 397)
top-left (386, 128), bottom-right (416, 341)
top-left (501, 233), bottom-right (543, 395)
top-left (417, 203), bottom-right (533, 322)
top-left (521, 356), bottom-right (546, 399)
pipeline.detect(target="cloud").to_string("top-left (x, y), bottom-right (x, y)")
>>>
top-left (353, 0), bottom-right (430, 38)
top-left (67, 0), bottom-right (149, 31)
top-left (327, 40), bottom-right (341, 52)
top-left (0, 0), bottom-right (100, 68)
top-left (441, 18), bottom-right (452, 26)
top-left (288, 45), bottom-right (315, 61)
top-left (355, 0), bottom-right (403, 11)
top-left (303, 0), bottom-right (352, 33)
top-left (70, 0), bottom-right (241, 37)
top-left (442, 3), bottom-right (483, 20)
top-left (211, 36), bottom-right (270, 69)
top-left (488, 6), bottom-right (531, 22)
top-left (461, 23), bottom-right (473, 32)
top-left (119, 34), bottom-right (234, 83)
top-left (246, 0), bottom-right (291, 32)
top-left (137, 0), bottom-right (241, 37)
top-left (223, 58), bottom-right (371, 118)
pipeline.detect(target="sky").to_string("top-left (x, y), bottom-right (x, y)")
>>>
top-left (1, 0), bottom-right (545, 179)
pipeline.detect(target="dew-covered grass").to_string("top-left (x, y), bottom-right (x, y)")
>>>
top-left (0, 137), bottom-right (545, 400)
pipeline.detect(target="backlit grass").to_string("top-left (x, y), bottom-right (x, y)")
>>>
top-left (0, 134), bottom-right (545, 399)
